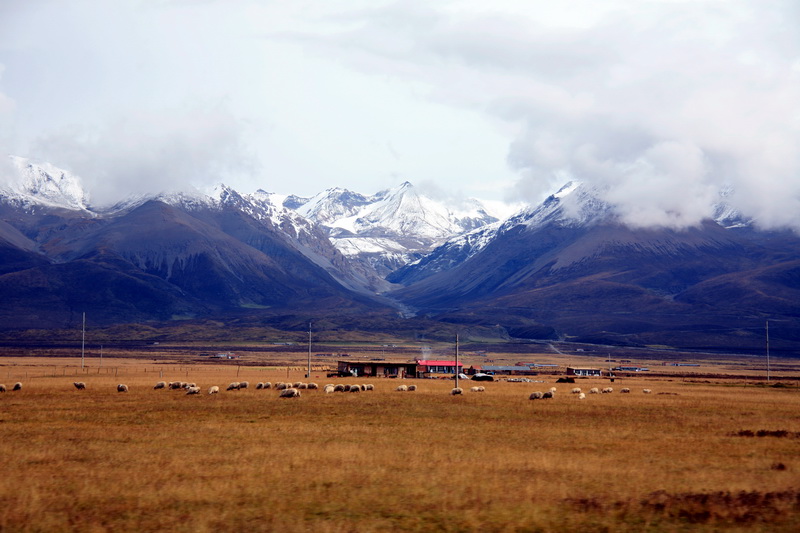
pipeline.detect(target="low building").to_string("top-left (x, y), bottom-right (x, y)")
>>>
top-left (566, 367), bottom-right (603, 377)
top-left (416, 360), bottom-right (463, 375)
top-left (336, 360), bottom-right (417, 378)
top-left (481, 365), bottom-right (539, 376)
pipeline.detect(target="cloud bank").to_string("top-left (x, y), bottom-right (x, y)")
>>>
top-left (31, 107), bottom-right (256, 207)
top-left (295, 0), bottom-right (800, 230)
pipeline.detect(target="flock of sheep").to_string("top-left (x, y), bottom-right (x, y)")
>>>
top-left (1, 380), bottom-right (656, 400)
top-left (529, 386), bottom-right (653, 400)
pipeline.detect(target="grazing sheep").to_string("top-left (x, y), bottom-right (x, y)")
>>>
top-left (154, 381), bottom-right (166, 390)
top-left (279, 387), bottom-right (301, 398)
top-left (620, 388), bottom-right (631, 393)
top-left (293, 382), bottom-right (303, 388)
top-left (168, 381), bottom-right (181, 390)
top-left (276, 382), bottom-right (289, 390)
top-left (297, 383), bottom-right (308, 390)
top-left (549, 387), bottom-right (557, 394)
top-left (239, 381), bottom-right (249, 389)
top-left (589, 387), bottom-right (600, 394)
top-left (343, 384), bottom-right (352, 392)
top-left (451, 387), bottom-right (463, 395)
top-left (396, 385), bottom-right (408, 392)
top-left (208, 386), bottom-right (220, 394)
top-left (117, 384), bottom-right (128, 392)
top-left (13, 382), bottom-right (22, 391)
top-left (256, 382), bottom-right (264, 390)
top-left (571, 387), bottom-right (582, 394)
top-left (529, 391), bottom-right (544, 400)
top-left (542, 391), bottom-right (554, 399)
top-left (226, 382), bottom-right (240, 391)
top-left (602, 387), bottom-right (613, 394)
top-left (333, 384), bottom-right (345, 392)
top-left (186, 386), bottom-right (201, 395)
top-left (180, 382), bottom-right (188, 389)
top-left (307, 383), bottom-right (319, 390)
top-left (359, 384), bottom-right (367, 391)
top-left (73, 382), bottom-right (86, 390)
top-left (349, 384), bottom-right (361, 393)
top-left (407, 385), bottom-right (417, 391)
top-left (578, 392), bottom-right (586, 400)
top-left (323, 384), bottom-right (335, 393)
top-left (365, 384), bottom-right (374, 391)
top-left (643, 388), bottom-right (652, 394)
top-left (0, 384), bottom-right (5, 392)
top-left (470, 386), bottom-right (485, 392)
top-left (263, 382), bottom-right (272, 389)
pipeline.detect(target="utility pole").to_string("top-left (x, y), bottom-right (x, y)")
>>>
top-left (81, 312), bottom-right (85, 370)
top-left (766, 319), bottom-right (770, 382)
top-left (455, 332), bottom-right (459, 389)
top-left (307, 320), bottom-right (312, 379)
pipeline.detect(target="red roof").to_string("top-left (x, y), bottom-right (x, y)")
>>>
top-left (417, 360), bottom-right (463, 366)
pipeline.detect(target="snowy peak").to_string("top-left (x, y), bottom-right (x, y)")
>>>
top-left (288, 181), bottom-right (499, 276)
top-left (2, 156), bottom-right (90, 211)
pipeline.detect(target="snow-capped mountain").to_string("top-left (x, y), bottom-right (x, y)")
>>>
top-left (290, 181), bottom-right (499, 276)
top-left (1, 156), bottom-right (91, 212)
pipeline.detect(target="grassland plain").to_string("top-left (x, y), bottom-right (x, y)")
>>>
top-left (0, 357), bottom-right (798, 532)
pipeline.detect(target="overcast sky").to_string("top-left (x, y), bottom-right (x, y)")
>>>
top-left (0, 0), bottom-right (798, 227)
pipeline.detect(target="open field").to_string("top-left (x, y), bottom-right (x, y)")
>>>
top-left (0, 354), bottom-right (799, 532)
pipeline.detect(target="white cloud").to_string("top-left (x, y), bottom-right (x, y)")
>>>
top-left (30, 106), bottom-right (257, 207)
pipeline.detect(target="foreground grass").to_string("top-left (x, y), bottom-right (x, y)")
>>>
top-left (0, 365), bottom-right (798, 532)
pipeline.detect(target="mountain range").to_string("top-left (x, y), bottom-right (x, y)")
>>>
top-left (1, 156), bottom-right (798, 354)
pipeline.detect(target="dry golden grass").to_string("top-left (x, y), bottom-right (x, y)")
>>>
top-left (0, 357), bottom-right (798, 532)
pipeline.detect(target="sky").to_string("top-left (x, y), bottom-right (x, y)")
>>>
top-left (0, 0), bottom-right (798, 228)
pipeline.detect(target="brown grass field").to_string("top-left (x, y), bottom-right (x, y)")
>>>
top-left (0, 350), bottom-right (799, 532)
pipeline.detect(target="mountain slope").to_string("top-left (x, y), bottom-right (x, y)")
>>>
top-left (391, 183), bottom-right (800, 352)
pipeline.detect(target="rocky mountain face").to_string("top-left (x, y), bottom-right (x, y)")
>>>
top-left (290, 182), bottom-right (498, 277)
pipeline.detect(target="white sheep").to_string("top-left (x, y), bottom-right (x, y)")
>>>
top-left (578, 392), bottom-right (586, 400)
top-left (470, 386), bottom-right (485, 392)
top-left (239, 381), bottom-right (249, 389)
top-left (73, 382), bottom-right (86, 390)
top-left (620, 388), bottom-right (631, 393)
top-left (324, 384), bottom-right (335, 393)
top-left (117, 384), bottom-right (128, 392)
top-left (589, 387), bottom-right (600, 394)
top-left (450, 387), bottom-right (463, 395)
top-left (154, 381), bottom-right (166, 390)
top-left (208, 386), bottom-right (220, 394)
top-left (529, 391), bottom-right (544, 400)
top-left (365, 384), bottom-right (374, 391)
top-left (186, 386), bottom-right (201, 395)
top-left (0, 384), bottom-right (5, 392)
top-left (276, 382), bottom-right (289, 390)
top-left (293, 382), bottom-right (303, 388)
top-left (643, 388), bottom-right (652, 394)
top-left (542, 391), bottom-right (554, 399)
top-left (297, 383), bottom-right (308, 390)
top-left (263, 382), bottom-right (272, 389)
top-left (359, 384), bottom-right (367, 391)
top-left (602, 387), bottom-right (613, 394)
top-left (256, 382), bottom-right (264, 390)
top-left (396, 385), bottom-right (408, 392)
top-left (333, 384), bottom-right (345, 392)
top-left (549, 387), bottom-right (557, 394)
top-left (343, 384), bottom-right (352, 392)
top-left (307, 383), bottom-right (319, 390)
top-left (407, 385), bottom-right (417, 391)
top-left (13, 382), bottom-right (22, 391)
top-left (571, 387), bottom-right (582, 394)
top-left (168, 381), bottom-right (181, 390)
top-left (226, 382), bottom-right (240, 391)
top-left (349, 384), bottom-right (361, 393)
top-left (279, 387), bottom-right (301, 398)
